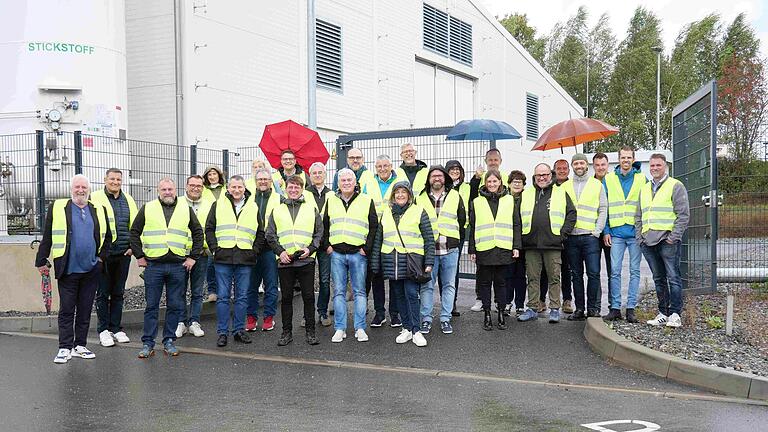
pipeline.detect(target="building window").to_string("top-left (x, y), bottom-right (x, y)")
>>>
top-left (526, 93), bottom-right (539, 140)
top-left (316, 19), bottom-right (342, 91)
top-left (423, 3), bottom-right (472, 66)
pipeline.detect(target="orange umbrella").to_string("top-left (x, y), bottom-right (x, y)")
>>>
top-left (532, 118), bottom-right (619, 152)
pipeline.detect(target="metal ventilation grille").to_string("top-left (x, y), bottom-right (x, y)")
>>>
top-left (316, 19), bottom-right (342, 91)
top-left (449, 16), bottom-right (472, 65)
top-left (526, 93), bottom-right (539, 140)
top-left (423, 3), bottom-right (449, 56)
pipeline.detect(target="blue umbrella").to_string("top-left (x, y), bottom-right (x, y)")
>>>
top-left (446, 119), bottom-right (522, 141)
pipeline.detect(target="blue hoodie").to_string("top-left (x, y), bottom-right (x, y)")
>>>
top-left (602, 162), bottom-right (647, 239)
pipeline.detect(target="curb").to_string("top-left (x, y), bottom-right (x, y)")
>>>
top-left (0, 302), bottom-right (218, 334)
top-left (584, 317), bottom-right (768, 401)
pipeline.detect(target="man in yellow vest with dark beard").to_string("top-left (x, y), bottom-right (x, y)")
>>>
top-left (266, 175), bottom-right (323, 346)
top-left (130, 177), bottom-right (204, 358)
top-left (35, 174), bottom-right (112, 364)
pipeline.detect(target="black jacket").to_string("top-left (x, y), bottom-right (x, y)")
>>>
top-left (35, 200), bottom-right (113, 279)
top-left (419, 165), bottom-right (466, 250)
top-left (130, 198), bottom-right (204, 262)
top-left (305, 184), bottom-right (332, 211)
top-left (266, 195), bottom-right (323, 268)
top-left (321, 190), bottom-right (379, 255)
top-left (521, 182), bottom-right (577, 250)
top-left (205, 191), bottom-right (265, 266)
top-left (467, 186), bottom-right (522, 266)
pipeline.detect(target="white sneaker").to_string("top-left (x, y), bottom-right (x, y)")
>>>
top-left (666, 313), bottom-right (682, 328)
top-left (331, 330), bottom-right (347, 343)
top-left (99, 330), bottom-right (115, 347)
top-left (54, 348), bottom-right (71, 364)
top-left (113, 331), bottom-right (130, 343)
top-left (175, 322), bottom-right (187, 338)
top-left (72, 345), bottom-right (95, 359)
top-left (355, 329), bottom-right (369, 342)
top-left (395, 329), bottom-right (413, 344)
top-left (647, 313), bottom-right (668, 326)
top-left (470, 300), bottom-right (483, 312)
top-left (188, 322), bottom-right (205, 337)
top-left (412, 331), bottom-right (427, 347)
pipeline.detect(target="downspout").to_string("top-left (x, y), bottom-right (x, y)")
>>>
top-left (307, 0), bottom-right (317, 129)
top-left (174, 0), bottom-right (185, 183)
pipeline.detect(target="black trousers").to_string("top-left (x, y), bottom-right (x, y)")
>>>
top-left (96, 254), bottom-right (131, 333)
top-left (278, 263), bottom-right (316, 333)
top-left (366, 269), bottom-right (398, 318)
top-left (599, 234), bottom-right (612, 308)
top-left (476, 264), bottom-right (507, 311)
top-left (540, 250), bottom-right (571, 302)
top-left (58, 263), bottom-right (101, 349)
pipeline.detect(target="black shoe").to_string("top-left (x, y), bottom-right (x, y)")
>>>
top-left (216, 334), bottom-right (228, 347)
top-left (306, 331), bottom-right (319, 345)
top-left (586, 310), bottom-right (601, 318)
top-left (567, 310), bottom-right (586, 321)
top-left (483, 310), bottom-right (493, 331)
top-left (371, 314), bottom-right (386, 327)
top-left (602, 309), bottom-right (623, 321)
top-left (277, 331), bottom-right (293, 346)
top-left (451, 310), bottom-right (461, 317)
top-left (626, 308), bottom-right (638, 323)
top-left (233, 331), bottom-right (252, 344)
top-left (497, 309), bottom-right (507, 330)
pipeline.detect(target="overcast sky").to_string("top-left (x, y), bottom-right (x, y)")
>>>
top-left (474, 0), bottom-right (768, 57)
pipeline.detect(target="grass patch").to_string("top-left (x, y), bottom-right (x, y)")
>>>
top-left (719, 206), bottom-right (768, 238)
top-left (472, 400), bottom-right (582, 432)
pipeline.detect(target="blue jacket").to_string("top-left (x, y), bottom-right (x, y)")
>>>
top-left (603, 162), bottom-right (647, 239)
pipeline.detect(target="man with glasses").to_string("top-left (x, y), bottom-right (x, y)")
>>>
top-left (272, 150), bottom-right (307, 195)
top-left (306, 162), bottom-right (333, 326)
top-left (332, 148), bottom-right (375, 192)
top-left (394, 143), bottom-right (428, 196)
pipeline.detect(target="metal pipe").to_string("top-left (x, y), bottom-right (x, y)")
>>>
top-left (35, 130), bottom-right (46, 231)
top-left (716, 267), bottom-right (768, 282)
top-left (653, 47), bottom-right (661, 148)
top-left (74, 131), bottom-right (82, 175)
top-left (174, 0), bottom-right (185, 184)
top-left (307, 0), bottom-right (317, 129)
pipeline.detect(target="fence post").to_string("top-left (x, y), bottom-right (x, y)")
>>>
top-left (35, 130), bottom-right (46, 231)
top-left (222, 149), bottom-right (229, 177)
top-left (190, 144), bottom-right (197, 175)
top-left (73, 131), bottom-right (83, 175)
top-left (335, 138), bottom-right (351, 173)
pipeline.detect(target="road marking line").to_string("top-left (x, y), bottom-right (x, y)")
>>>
top-left (4, 331), bottom-right (766, 407)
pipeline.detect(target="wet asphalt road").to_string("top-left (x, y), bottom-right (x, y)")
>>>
top-left (2, 283), bottom-right (767, 431)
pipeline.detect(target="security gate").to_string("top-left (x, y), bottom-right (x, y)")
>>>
top-left (671, 80), bottom-right (718, 294)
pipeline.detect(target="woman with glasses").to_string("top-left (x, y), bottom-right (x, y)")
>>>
top-left (504, 171), bottom-right (528, 317)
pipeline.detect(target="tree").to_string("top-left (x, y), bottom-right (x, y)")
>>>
top-left (585, 13), bottom-right (617, 119)
top-left (718, 54), bottom-right (768, 161)
top-left (668, 14), bottom-right (722, 107)
top-left (545, 6), bottom-right (589, 114)
top-left (499, 13), bottom-right (547, 64)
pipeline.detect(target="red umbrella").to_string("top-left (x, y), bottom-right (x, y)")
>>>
top-left (532, 118), bottom-right (619, 152)
top-left (259, 120), bottom-right (330, 169)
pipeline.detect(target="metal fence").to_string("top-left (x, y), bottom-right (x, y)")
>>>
top-left (717, 171), bottom-right (768, 275)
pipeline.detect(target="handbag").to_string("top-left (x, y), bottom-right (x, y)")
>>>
top-left (394, 219), bottom-right (432, 284)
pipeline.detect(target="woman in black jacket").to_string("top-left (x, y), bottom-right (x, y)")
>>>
top-left (468, 170), bottom-right (521, 330)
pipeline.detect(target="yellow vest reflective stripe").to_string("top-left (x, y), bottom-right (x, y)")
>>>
top-left (416, 190), bottom-right (461, 240)
top-left (394, 167), bottom-right (428, 196)
top-left (327, 194), bottom-right (372, 246)
top-left (214, 197), bottom-right (259, 250)
top-left (186, 198), bottom-right (211, 252)
top-left (380, 204), bottom-right (425, 255)
top-left (89, 189), bottom-right (137, 242)
top-left (605, 172), bottom-right (646, 228)
top-left (640, 177), bottom-right (680, 233)
top-left (273, 201), bottom-right (316, 258)
top-left (272, 171), bottom-right (308, 195)
top-left (51, 199), bottom-right (107, 259)
top-left (520, 186), bottom-right (566, 235)
top-left (562, 178), bottom-right (602, 231)
top-left (457, 183), bottom-right (470, 228)
top-left (141, 200), bottom-right (190, 258)
top-left (472, 194), bottom-right (515, 251)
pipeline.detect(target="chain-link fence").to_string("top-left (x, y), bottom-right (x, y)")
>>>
top-left (717, 169), bottom-right (768, 274)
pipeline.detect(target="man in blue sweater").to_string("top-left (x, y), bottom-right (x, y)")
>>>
top-left (602, 146), bottom-right (647, 323)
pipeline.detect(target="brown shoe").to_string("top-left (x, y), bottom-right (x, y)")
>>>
top-left (562, 300), bottom-right (575, 314)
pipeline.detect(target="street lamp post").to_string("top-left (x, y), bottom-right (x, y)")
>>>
top-left (652, 46), bottom-right (662, 149)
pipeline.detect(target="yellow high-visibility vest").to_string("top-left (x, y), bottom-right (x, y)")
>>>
top-left (605, 172), bottom-right (646, 228)
top-left (201, 185), bottom-right (225, 203)
top-left (272, 171), bottom-right (308, 195)
top-left (520, 186), bottom-right (566, 235)
top-left (140, 199), bottom-right (190, 258)
top-left (472, 194), bottom-right (515, 251)
top-left (50, 199), bottom-right (107, 259)
top-left (89, 189), bottom-right (137, 242)
top-left (273, 201), bottom-right (316, 258)
top-left (380, 204), bottom-right (425, 255)
top-left (214, 196), bottom-right (260, 250)
top-left (361, 174), bottom-right (395, 218)
top-left (416, 189), bottom-right (461, 240)
top-left (640, 177), bottom-right (681, 233)
top-left (394, 167), bottom-right (428, 196)
top-left (185, 198), bottom-right (211, 252)
top-left (561, 177), bottom-right (603, 231)
top-left (326, 194), bottom-right (372, 247)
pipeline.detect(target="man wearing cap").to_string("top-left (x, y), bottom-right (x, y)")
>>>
top-left (562, 153), bottom-right (607, 320)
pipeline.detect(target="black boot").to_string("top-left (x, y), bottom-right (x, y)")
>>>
top-left (306, 330), bottom-right (319, 345)
top-left (277, 331), bottom-right (293, 346)
top-left (603, 308), bottom-right (623, 321)
top-left (626, 309), bottom-right (638, 323)
top-left (497, 309), bottom-right (507, 330)
top-left (483, 310), bottom-right (493, 331)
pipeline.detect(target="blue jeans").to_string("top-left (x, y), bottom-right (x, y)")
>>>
top-left (142, 261), bottom-right (186, 348)
top-left (214, 263), bottom-right (252, 335)
top-left (565, 235), bottom-right (602, 313)
top-left (183, 256), bottom-right (207, 324)
top-left (247, 249), bottom-right (279, 318)
top-left (427, 248), bottom-right (459, 322)
top-left (96, 254), bottom-right (131, 333)
top-left (390, 278), bottom-right (421, 333)
top-left (316, 251), bottom-right (331, 316)
top-left (610, 236), bottom-right (642, 309)
top-left (641, 241), bottom-right (683, 315)
top-left (331, 251), bottom-right (368, 331)
top-left (206, 255), bottom-right (217, 295)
